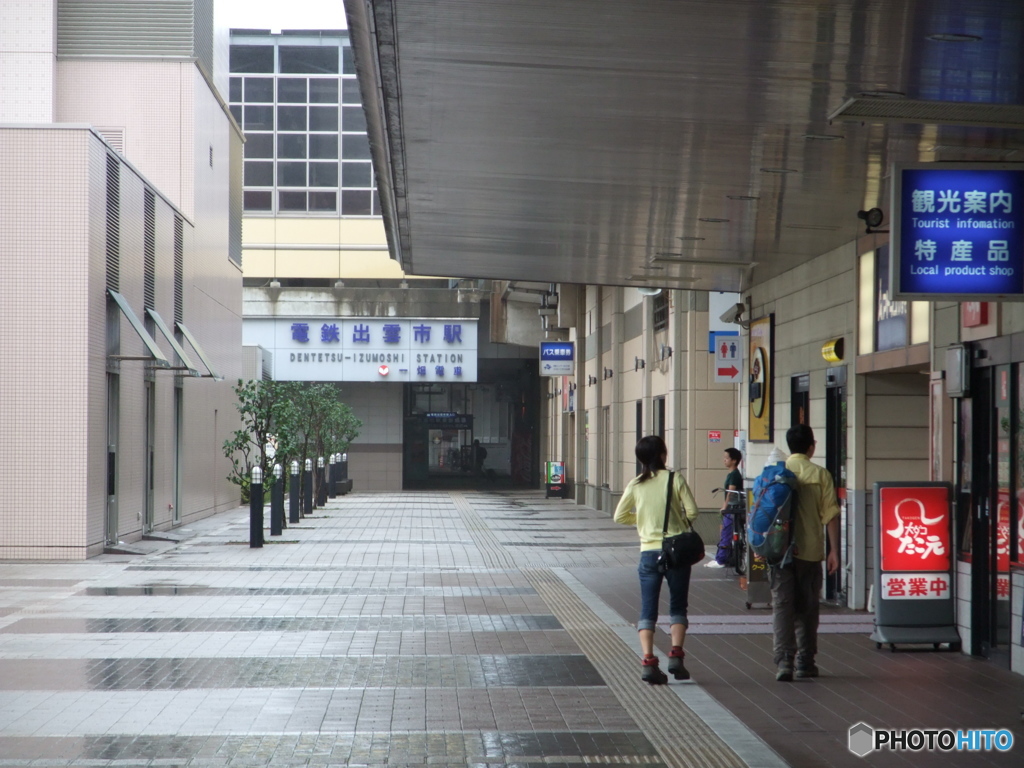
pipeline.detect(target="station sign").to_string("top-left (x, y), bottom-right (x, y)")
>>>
top-left (540, 341), bottom-right (574, 376)
top-left (892, 163), bottom-right (1024, 300)
top-left (243, 318), bottom-right (478, 382)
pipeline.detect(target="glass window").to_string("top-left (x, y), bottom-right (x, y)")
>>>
top-left (342, 78), bottom-right (361, 104)
top-left (277, 161), bottom-right (306, 187)
top-left (342, 134), bottom-right (371, 160)
top-left (341, 189), bottom-right (372, 215)
top-left (229, 105), bottom-right (242, 124)
top-left (342, 161), bottom-right (372, 188)
top-left (279, 191), bottom-right (307, 211)
top-left (244, 105), bottom-right (274, 131)
top-left (277, 106), bottom-right (307, 131)
top-left (280, 46), bottom-right (339, 74)
top-left (342, 106), bottom-right (367, 133)
top-left (230, 45), bottom-right (274, 73)
top-left (278, 134), bottom-right (307, 159)
top-left (309, 162), bottom-right (338, 187)
top-left (244, 133), bottom-right (274, 159)
top-left (310, 106), bottom-right (338, 132)
top-left (229, 78), bottom-right (242, 102)
top-left (277, 78), bottom-right (307, 103)
top-left (244, 78), bottom-right (274, 102)
top-left (244, 190), bottom-right (272, 211)
top-left (342, 44), bottom-right (355, 74)
top-left (309, 191), bottom-right (337, 212)
top-left (309, 134), bottom-right (338, 159)
top-left (310, 79), bottom-right (339, 103)
top-left (244, 161), bottom-right (274, 187)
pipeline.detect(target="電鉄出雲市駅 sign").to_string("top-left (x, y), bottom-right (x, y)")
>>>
top-left (893, 163), bottom-right (1024, 300)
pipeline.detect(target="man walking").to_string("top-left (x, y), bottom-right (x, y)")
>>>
top-left (706, 448), bottom-right (743, 568)
top-left (772, 424), bottom-right (840, 681)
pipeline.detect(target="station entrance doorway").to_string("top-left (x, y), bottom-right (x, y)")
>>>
top-left (403, 359), bottom-right (539, 489)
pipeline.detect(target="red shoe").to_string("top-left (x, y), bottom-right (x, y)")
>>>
top-left (641, 655), bottom-right (668, 685)
top-left (668, 647), bottom-right (690, 680)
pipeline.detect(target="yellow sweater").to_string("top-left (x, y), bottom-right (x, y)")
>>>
top-left (614, 469), bottom-right (699, 551)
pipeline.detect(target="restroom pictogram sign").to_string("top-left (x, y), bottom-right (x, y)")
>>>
top-left (712, 332), bottom-right (742, 383)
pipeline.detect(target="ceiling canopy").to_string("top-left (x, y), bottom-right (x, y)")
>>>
top-left (346, 0), bottom-right (1024, 292)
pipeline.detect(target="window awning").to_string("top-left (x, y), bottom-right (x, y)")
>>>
top-left (176, 322), bottom-right (223, 380)
top-left (107, 289), bottom-right (170, 368)
top-left (145, 309), bottom-right (200, 377)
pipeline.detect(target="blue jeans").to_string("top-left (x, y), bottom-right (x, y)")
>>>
top-left (637, 549), bottom-right (691, 631)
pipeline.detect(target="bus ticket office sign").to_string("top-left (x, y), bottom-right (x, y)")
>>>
top-left (871, 482), bottom-right (961, 648)
top-left (892, 164), bottom-right (1024, 301)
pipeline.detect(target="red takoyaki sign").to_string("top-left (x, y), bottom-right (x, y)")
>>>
top-left (880, 486), bottom-right (951, 573)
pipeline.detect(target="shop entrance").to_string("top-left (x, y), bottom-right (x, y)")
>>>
top-left (824, 366), bottom-right (847, 603)
top-left (966, 365), bottom-right (1013, 667)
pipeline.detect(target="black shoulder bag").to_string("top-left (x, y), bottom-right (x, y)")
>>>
top-left (655, 471), bottom-right (705, 573)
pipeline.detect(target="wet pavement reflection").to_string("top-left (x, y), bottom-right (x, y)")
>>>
top-left (0, 654), bottom-right (604, 690)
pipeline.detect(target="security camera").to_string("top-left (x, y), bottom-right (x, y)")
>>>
top-left (719, 302), bottom-right (746, 325)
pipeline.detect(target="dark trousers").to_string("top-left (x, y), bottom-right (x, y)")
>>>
top-left (769, 558), bottom-right (823, 666)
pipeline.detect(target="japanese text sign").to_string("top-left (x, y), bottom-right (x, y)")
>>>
top-left (893, 163), bottom-right (1024, 300)
top-left (871, 482), bottom-right (958, 646)
top-left (880, 486), bottom-right (951, 573)
top-left (540, 342), bottom-right (574, 376)
top-left (242, 317), bottom-right (478, 382)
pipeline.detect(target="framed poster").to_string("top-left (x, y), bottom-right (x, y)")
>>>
top-left (748, 314), bottom-right (774, 442)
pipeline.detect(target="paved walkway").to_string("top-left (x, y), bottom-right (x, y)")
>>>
top-left (0, 491), bottom-right (1020, 767)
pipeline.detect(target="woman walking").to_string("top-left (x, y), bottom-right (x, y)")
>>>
top-left (614, 435), bottom-right (700, 684)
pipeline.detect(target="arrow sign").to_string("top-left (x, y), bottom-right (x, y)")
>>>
top-left (712, 331), bottom-right (744, 383)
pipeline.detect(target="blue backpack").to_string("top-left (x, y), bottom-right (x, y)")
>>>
top-left (747, 462), bottom-right (798, 566)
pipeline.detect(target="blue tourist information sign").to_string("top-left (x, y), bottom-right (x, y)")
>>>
top-left (892, 163), bottom-right (1024, 301)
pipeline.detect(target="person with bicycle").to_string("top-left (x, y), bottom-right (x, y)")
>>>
top-left (706, 448), bottom-right (744, 569)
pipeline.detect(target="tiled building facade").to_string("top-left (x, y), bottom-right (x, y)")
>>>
top-left (0, 1), bottom-right (242, 559)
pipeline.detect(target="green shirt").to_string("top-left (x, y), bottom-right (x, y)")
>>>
top-left (784, 453), bottom-right (840, 562)
top-left (614, 469), bottom-right (699, 551)
top-left (724, 468), bottom-right (743, 507)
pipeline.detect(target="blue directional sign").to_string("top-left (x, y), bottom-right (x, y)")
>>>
top-left (893, 163), bottom-right (1024, 300)
top-left (540, 341), bottom-right (574, 376)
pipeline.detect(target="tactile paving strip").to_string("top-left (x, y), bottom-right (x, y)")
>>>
top-left (524, 568), bottom-right (749, 768)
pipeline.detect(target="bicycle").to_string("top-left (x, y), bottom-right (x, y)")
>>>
top-left (711, 487), bottom-right (747, 576)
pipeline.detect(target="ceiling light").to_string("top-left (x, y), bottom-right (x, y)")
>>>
top-left (856, 90), bottom-right (907, 99)
top-left (804, 133), bottom-right (845, 141)
top-left (727, 195), bottom-right (759, 200)
top-left (653, 253), bottom-right (755, 267)
top-left (627, 275), bottom-right (698, 284)
top-left (760, 167), bottom-right (798, 174)
top-left (698, 217), bottom-right (730, 223)
top-left (927, 33), bottom-right (982, 42)
top-left (677, 235), bottom-right (706, 241)
top-left (785, 223), bottom-right (841, 231)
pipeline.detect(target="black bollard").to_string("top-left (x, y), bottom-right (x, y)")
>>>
top-left (316, 456), bottom-right (327, 507)
top-left (289, 460), bottom-right (300, 524)
top-left (303, 458), bottom-right (313, 517)
top-left (339, 451), bottom-right (350, 494)
top-left (328, 454), bottom-right (337, 499)
top-left (270, 464), bottom-right (284, 536)
top-left (249, 466), bottom-right (264, 548)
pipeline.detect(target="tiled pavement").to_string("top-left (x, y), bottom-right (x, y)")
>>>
top-left (0, 492), bottom-right (1021, 767)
